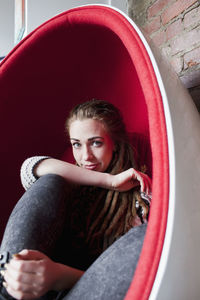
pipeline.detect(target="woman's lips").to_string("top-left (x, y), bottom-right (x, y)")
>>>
top-left (83, 164), bottom-right (99, 170)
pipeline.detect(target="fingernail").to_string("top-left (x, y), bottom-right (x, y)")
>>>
top-left (12, 253), bottom-right (20, 259)
top-left (3, 281), bottom-right (8, 288)
top-left (12, 253), bottom-right (18, 257)
top-left (0, 270), bottom-right (5, 276)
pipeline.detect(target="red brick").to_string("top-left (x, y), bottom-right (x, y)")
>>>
top-left (161, 0), bottom-right (197, 25)
top-left (152, 30), bottom-right (166, 47)
top-left (184, 6), bottom-right (200, 28)
top-left (166, 19), bottom-right (183, 40)
top-left (143, 16), bottom-right (161, 35)
top-left (148, 0), bottom-right (169, 18)
top-left (171, 26), bottom-right (200, 54)
top-left (184, 47), bottom-right (200, 67)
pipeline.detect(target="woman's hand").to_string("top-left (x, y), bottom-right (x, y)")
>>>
top-left (111, 168), bottom-right (152, 194)
top-left (2, 249), bottom-right (60, 299)
top-left (2, 249), bottom-right (83, 300)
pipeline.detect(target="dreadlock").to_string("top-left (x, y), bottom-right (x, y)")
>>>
top-left (66, 99), bottom-right (149, 252)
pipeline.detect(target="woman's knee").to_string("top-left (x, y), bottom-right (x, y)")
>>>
top-left (0, 174), bottom-right (70, 254)
top-left (65, 224), bottom-right (147, 300)
top-left (31, 173), bottom-right (67, 191)
top-left (24, 174), bottom-right (70, 203)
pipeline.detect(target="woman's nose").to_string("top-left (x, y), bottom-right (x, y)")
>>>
top-left (82, 146), bottom-right (93, 160)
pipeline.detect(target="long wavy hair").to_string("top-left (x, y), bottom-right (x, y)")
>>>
top-left (66, 99), bottom-right (149, 251)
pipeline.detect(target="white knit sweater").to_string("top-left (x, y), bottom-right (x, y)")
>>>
top-left (20, 156), bottom-right (50, 190)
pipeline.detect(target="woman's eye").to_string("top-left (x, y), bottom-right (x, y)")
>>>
top-left (72, 142), bottom-right (81, 149)
top-left (92, 140), bottom-right (103, 147)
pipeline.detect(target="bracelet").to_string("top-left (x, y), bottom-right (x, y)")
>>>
top-left (20, 156), bottom-right (50, 190)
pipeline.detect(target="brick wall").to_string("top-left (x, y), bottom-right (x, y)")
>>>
top-left (128, 0), bottom-right (200, 112)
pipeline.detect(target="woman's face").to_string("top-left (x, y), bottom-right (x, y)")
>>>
top-left (69, 118), bottom-right (114, 172)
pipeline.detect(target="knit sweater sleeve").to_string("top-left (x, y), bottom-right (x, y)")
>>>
top-left (20, 156), bottom-right (50, 190)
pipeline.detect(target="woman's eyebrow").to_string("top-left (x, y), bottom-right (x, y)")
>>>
top-left (88, 136), bottom-right (104, 141)
top-left (70, 136), bottom-right (104, 141)
top-left (70, 138), bottom-right (80, 141)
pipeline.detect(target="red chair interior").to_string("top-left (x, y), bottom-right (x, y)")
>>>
top-left (0, 6), bottom-right (169, 299)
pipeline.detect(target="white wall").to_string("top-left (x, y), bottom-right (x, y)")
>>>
top-left (25, 0), bottom-right (127, 35)
top-left (0, 0), bottom-right (127, 59)
top-left (0, 0), bottom-right (15, 58)
top-left (26, 0), bottom-right (108, 34)
top-left (111, 0), bottom-right (127, 14)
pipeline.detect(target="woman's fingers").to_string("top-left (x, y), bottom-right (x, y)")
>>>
top-left (131, 169), bottom-right (152, 195)
top-left (3, 271), bottom-right (43, 300)
top-left (112, 168), bottom-right (152, 193)
top-left (4, 263), bottom-right (41, 285)
top-left (4, 271), bottom-right (35, 293)
top-left (4, 282), bottom-right (40, 300)
top-left (142, 173), bottom-right (152, 194)
top-left (4, 283), bottom-right (28, 300)
top-left (7, 258), bottom-right (43, 274)
top-left (7, 250), bottom-right (49, 275)
top-left (14, 249), bottom-right (48, 261)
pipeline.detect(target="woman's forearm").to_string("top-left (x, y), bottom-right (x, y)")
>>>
top-left (21, 157), bottom-right (149, 192)
top-left (35, 158), bottom-right (113, 189)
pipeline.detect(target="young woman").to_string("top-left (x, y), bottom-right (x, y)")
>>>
top-left (0, 100), bottom-right (151, 300)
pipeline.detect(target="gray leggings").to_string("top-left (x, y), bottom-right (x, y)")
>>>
top-left (0, 174), bottom-right (146, 300)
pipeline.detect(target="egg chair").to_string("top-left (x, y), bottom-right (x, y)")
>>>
top-left (1, 4), bottom-right (200, 300)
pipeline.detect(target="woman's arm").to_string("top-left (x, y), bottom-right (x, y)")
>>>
top-left (20, 157), bottom-right (115, 191)
top-left (2, 249), bottom-right (84, 300)
top-left (36, 158), bottom-right (151, 193)
top-left (35, 158), bottom-right (113, 189)
top-left (21, 157), bottom-right (151, 193)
